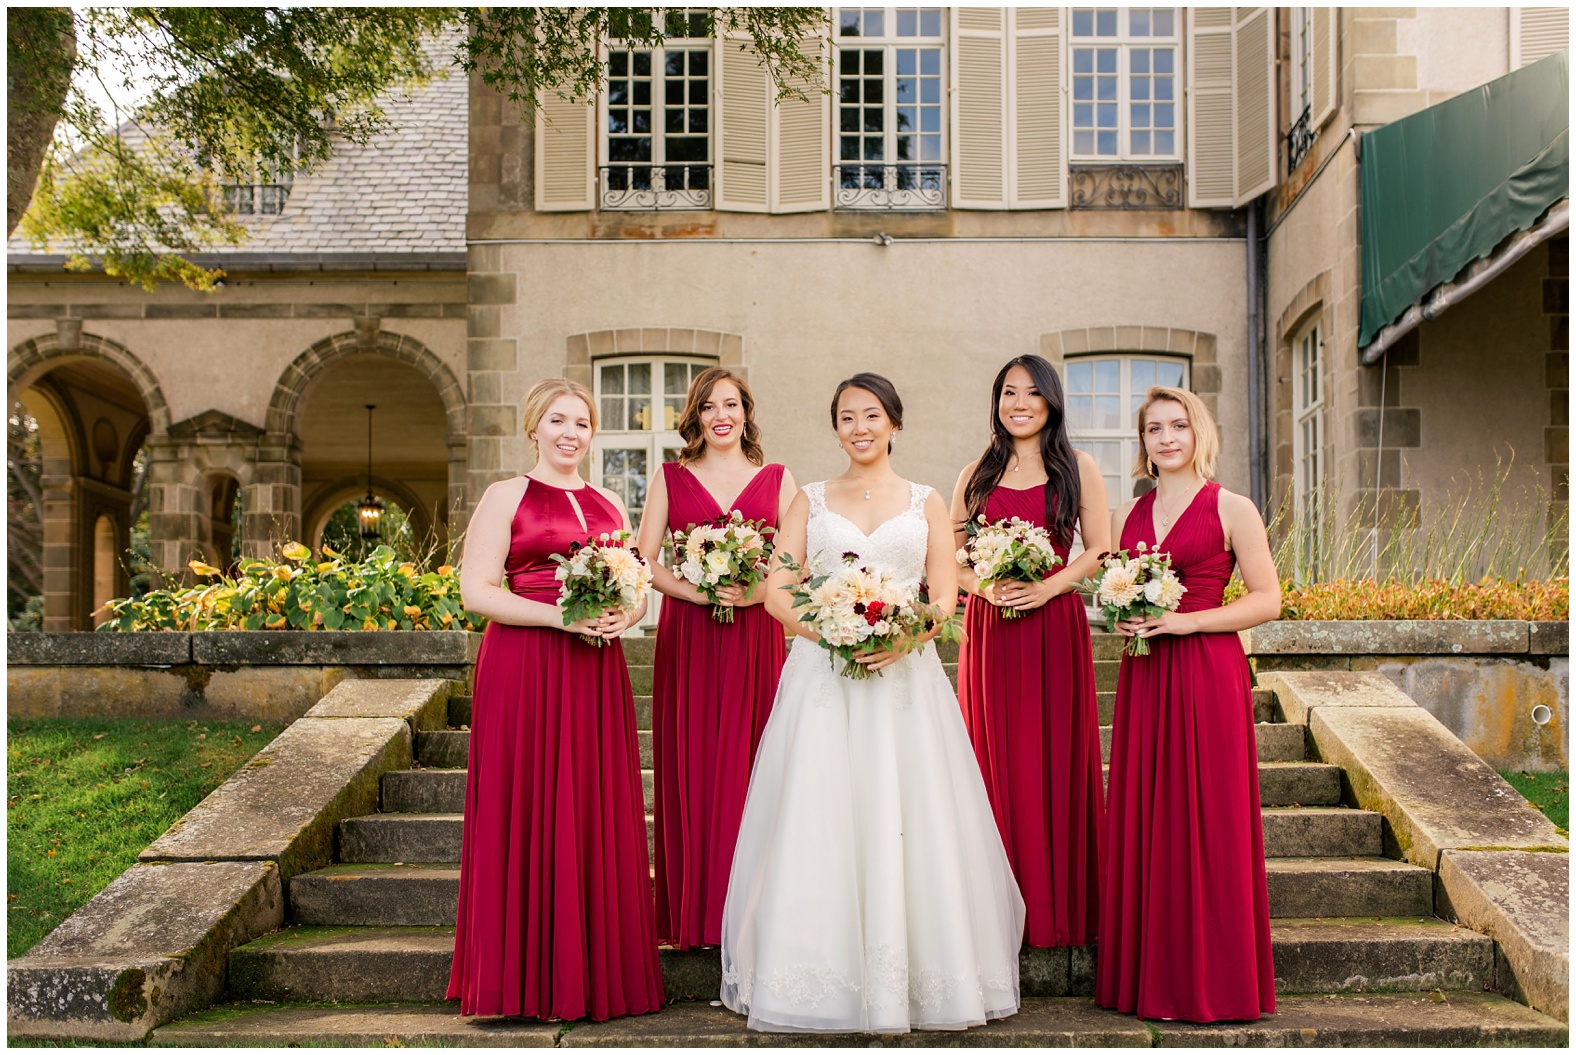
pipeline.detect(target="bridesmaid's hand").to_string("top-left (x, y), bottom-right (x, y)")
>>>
top-left (565, 608), bottom-right (635, 638)
top-left (995, 578), bottom-right (1058, 614)
top-left (713, 582), bottom-right (760, 608)
top-left (979, 580), bottom-right (1012, 607)
top-left (1120, 611), bottom-right (1199, 640)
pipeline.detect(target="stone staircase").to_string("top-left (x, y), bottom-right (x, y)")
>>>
top-left (149, 635), bottom-right (1567, 1046)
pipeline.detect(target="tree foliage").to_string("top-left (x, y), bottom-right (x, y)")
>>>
top-left (10, 7), bottom-right (829, 290)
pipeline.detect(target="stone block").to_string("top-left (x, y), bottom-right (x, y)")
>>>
top-left (1244, 620), bottom-right (1529, 656)
top-left (7, 861), bottom-right (283, 1043)
top-left (8, 631), bottom-right (191, 666)
top-left (190, 630), bottom-right (475, 666)
top-left (467, 272), bottom-right (516, 305)
top-left (217, 303), bottom-right (293, 319)
top-left (1354, 54), bottom-right (1418, 90)
top-left (152, 1002), bottom-right (560, 1047)
top-left (467, 337), bottom-right (518, 371)
top-left (199, 667), bottom-right (349, 723)
top-left (140, 714), bottom-right (413, 880)
top-left (1309, 703), bottom-right (1566, 870)
top-left (6, 666), bottom-right (198, 720)
top-left (1529, 621), bottom-right (1567, 656)
top-left (1437, 849), bottom-right (1569, 1022)
top-left (1257, 670), bottom-right (1417, 724)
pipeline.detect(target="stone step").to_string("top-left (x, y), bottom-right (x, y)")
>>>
top-left (1260, 807), bottom-right (1383, 858)
top-left (226, 916), bottom-right (1493, 1006)
top-left (151, 992), bottom-right (1567, 1047)
top-left (1265, 857), bottom-right (1434, 918)
top-left (1099, 761), bottom-right (1341, 807)
top-left (337, 812), bottom-right (659, 866)
top-left (1099, 722), bottom-right (1304, 764)
top-left (448, 694), bottom-right (655, 732)
top-left (414, 730), bottom-right (469, 769)
top-left (385, 768), bottom-right (657, 816)
top-left (290, 853), bottom-right (1431, 927)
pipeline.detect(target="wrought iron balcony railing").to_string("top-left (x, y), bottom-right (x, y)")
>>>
top-left (1068, 164), bottom-right (1183, 210)
top-left (222, 184), bottom-right (291, 215)
top-left (834, 164), bottom-right (947, 211)
top-left (1287, 105), bottom-right (1317, 173)
top-left (599, 164), bottom-right (713, 211)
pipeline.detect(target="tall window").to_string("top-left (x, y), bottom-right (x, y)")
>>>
top-left (1289, 8), bottom-right (1314, 121)
top-left (591, 357), bottom-right (712, 528)
top-left (1070, 8), bottom-right (1179, 160)
top-left (1293, 323), bottom-right (1325, 501)
top-left (603, 11), bottom-right (711, 210)
top-left (833, 7), bottom-right (947, 210)
top-left (1065, 355), bottom-right (1188, 505)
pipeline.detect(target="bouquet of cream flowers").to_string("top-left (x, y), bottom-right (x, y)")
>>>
top-left (781, 551), bottom-right (945, 680)
top-left (672, 509), bottom-right (775, 623)
top-left (1077, 542), bottom-right (1186, 656)
top-left (552, 530), bottom-right (652, 646)
top-left (956, 513), bottom-right (1064, 619)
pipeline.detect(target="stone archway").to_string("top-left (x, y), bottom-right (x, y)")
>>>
top-left (267, 328), bottom-right (466, 557)
top-left (7, 328), bottom-right (168, 629)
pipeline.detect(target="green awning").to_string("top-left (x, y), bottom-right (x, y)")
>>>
top-left (1359, 49), bottom-right (1569, 349)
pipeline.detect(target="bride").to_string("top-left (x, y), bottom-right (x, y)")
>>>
top-left (720, 373), bottom-right (1026, 1034)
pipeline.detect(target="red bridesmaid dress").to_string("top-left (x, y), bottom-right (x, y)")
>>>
top-left (957, 483), bottom-right (1103, 948)
top-left (1095, 481), bottom-right (1275, 1022)
top-left (447, 479), bottom-right (663, 1021)
top-left (653, 461), bottom-right (787, 948)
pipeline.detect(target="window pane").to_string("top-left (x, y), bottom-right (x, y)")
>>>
top-left (665, 52), bottom-right (684, 77)
top-left (1072, 9), bottom-right (1093, 36)
top-left (1131, 8), bottom-right (1150, 35)
top-left (1073, 48), bottom-right (1093, 74)
top-left (864, 50), bottom-right (882, 75)
top-left (1097, 49), bottom-right (1117, 74)
top-left (1098, 130), bottom-right (1117, 154)
top-left (610, 52), bottom-right (628, 76)
top-left (1155, 48), bottom-right (1174, 74)
top-left (633, 52), bottom-right (651, 77)
top-left (896, 49), bottom-right (915, 76)
top-left (664, 397), bottom-right (684, 430)
top-left (897, 8), bottom-right (916, 36)
top-left (1094, 359), bottom-right (1120, 392)
top-left (601, 364), bottom-right (625, 395)
top-left (1154, 9), bottom-right (1175, 35)
top-left (1067, 361), bottom-right (1092, 393)
top-left (839, 9), bottom-right (860, 35)
top-left (604, 449), bottom-right (626, 476)
top-left (690, 50), bottom-right (708, 76)
top-left (665, 363), bottom-right (689, 394)
top-left (630, 398), bottom-right (653, 430)
top-left (921, 9), bottom-right (940, 35)
top-left (1096, 8), bottom-right (1117, 35)
top-left (1074, 129), bottom-right (1094, 154)
top-left (628, 363), bottom-right (651, 395)
top-left (1067, 395), bottom-right (1094, 430)
top-left (1158, 360), bottom-right (1184, 387)
top-left (1155, 130), bottom-right (1174, 154)
top-left (1131, 131), bottom-right (1150, 154)
top-left (864, 9), bottom-right (883, 36)
top-left (1094, 396), bottom-right (1121, 430)
top-left (920, 77), bottom-right (939, 104)
top-left (921, 49), bottom-right (939, 75)
top-left (1131, 359), bottom-right (1155, 391)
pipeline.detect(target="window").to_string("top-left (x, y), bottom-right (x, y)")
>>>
top-left (1069, 8), bottom-right (1179, 160)
top-left (1065, 354), bottom-right (1188, 505)
top-left (603, 11), bottom-right (712, 210)
top-left (1293, 321), bottom-right (1325, 517)
top-left (1286, 8), bottom-right (1317, 170)
top-left (833, 7), bottom-right (947, 210)
top-left (591, 357), bottom-right (713, 528)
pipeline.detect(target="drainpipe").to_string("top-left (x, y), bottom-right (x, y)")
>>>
top-left (1246, 198), bottom-right (1265, 509)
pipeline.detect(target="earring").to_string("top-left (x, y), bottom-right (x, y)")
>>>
top-left (1147, 457), bottom-right (1156, 478)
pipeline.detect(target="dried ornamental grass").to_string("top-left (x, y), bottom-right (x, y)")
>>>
top-left (1223, 576), bottom-right (1568, 621)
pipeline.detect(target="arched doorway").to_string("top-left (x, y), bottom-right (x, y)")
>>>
top-left (7, 332), bottom-right (162, 630)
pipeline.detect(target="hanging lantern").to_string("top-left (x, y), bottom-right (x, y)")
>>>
top-left (358, 404), bottom-right (383, 539)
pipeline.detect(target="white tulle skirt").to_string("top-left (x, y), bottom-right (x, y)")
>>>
top-left (719, 637), bottom-right (1027, 1033)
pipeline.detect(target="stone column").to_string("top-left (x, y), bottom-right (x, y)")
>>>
top-left (143, 436), bottom-right (205, 583)
top-left (466, 243), bottom-right (521, 515)
top-left (245, 433), bottom-right (303, 559)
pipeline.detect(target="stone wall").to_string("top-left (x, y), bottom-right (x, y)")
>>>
top-left (1246, 620), bottom-right (1568, 772)
top-left (6, 632), bottom-right (479, 723)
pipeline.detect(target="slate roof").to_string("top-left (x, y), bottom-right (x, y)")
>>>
top-left (9, 52), bottom-right (467, 266)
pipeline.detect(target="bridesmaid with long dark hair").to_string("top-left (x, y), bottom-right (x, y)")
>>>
top-left (1095, 385), bottom-right (1279, 1022)
top-left (448, 378), bottom-right (663, 1021)
top-left (949, 354), bottom-right (1109, 948)
top-left (634, 367), bottom-right (797, 950)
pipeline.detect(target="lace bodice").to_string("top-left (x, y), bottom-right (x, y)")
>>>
top-left (804, 481), bottom-right (933, 590)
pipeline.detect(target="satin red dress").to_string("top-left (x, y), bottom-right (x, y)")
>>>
top-left (447, 479), bottom-right (663, 1021)
top-left (653, 461), bottom-right (787, 948)
top-left (957, 483), bottom-right (1103, 948)
top-left (1095, 481), bottom-right (1275, 1022)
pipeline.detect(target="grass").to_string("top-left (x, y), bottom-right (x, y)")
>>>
top-left (7, 718), bottom-right (285, 959)
top-left (1497, 769), bottom-right (1569, 831)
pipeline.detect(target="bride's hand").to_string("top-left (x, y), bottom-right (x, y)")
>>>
top-left (850, 643), bottom-right (905, 671)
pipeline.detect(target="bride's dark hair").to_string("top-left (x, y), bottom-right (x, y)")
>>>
top-left (829, 373), bottom-right (903, 453)
top-left (963, 354), bottom-right (1080, 547)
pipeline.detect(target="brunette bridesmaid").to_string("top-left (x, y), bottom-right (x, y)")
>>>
top-left (950, 354), bottom-right (1109, 948)
top-left (1095, 385), bottom-right (1279, 1022)
top-left (634, 367), bottom-right (797, 949)
top-left (448, 378), bottom-right (663, 1021)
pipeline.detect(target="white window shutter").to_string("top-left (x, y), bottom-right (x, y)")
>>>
top-left (1009, 7), bottom-right (1065, 209)
top-left (1512, 8), bottom-right (1570, 68)
top-left (951, 7), bottom-right (1008, 209)
top-left (535, 95), bottom-right (595, 211)
top-left (1233, 6), bottom-right (1276, 204)
top-left (771, 33), bottom-right (831, 213)
top-left (715, 36), bottom-right (771, 212)
top-left (1186, 8), bottom-right (1235, 207)
top-left (1311, 6), bottom-right (1338, 129)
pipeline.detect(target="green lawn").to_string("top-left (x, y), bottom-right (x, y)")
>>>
top-left (7, 718), bottom-right (285, 959)
top-left (1498, 769), bottom-right (1569, 832)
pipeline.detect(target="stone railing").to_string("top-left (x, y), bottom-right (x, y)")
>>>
top-left (1244, 620), bottom-right (1568, 773)
top-left (7, 631), bottom-right (480, 723)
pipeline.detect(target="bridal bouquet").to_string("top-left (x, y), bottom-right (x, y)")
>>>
top-left (552, 530), bottom-right (652, 646)
top-left (672, 510), bottom-right (775, 623)
top-left (1078, 542), bottom-right (1186, 656)
top-left (781, 551), bottom-right (944, 680)
top-left (956, 513), bottom-right (1064, 619)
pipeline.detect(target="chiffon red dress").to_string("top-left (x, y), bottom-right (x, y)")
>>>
top-left (957, 482), bottom-right (1103, 948)
top-left (1094, 481), bottom-right (1275, 1022)
top-left (447, 478), bottom-right (663, 1021)
top-left (653, 461), bottom-right (787, 948)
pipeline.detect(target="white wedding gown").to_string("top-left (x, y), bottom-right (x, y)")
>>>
top-left (720, 481), bottom-right (1026, 1033)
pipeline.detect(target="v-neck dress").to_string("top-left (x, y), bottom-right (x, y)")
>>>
top-left (652, 461), bottom-right (788, 948)
top-left (446, 479), bottom-right (663, 1021)
top-left (1094, 481), bottom-right (1275, 1022)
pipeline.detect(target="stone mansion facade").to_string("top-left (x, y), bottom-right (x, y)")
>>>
top-left (8, 7), bottom-right (1569, 629)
